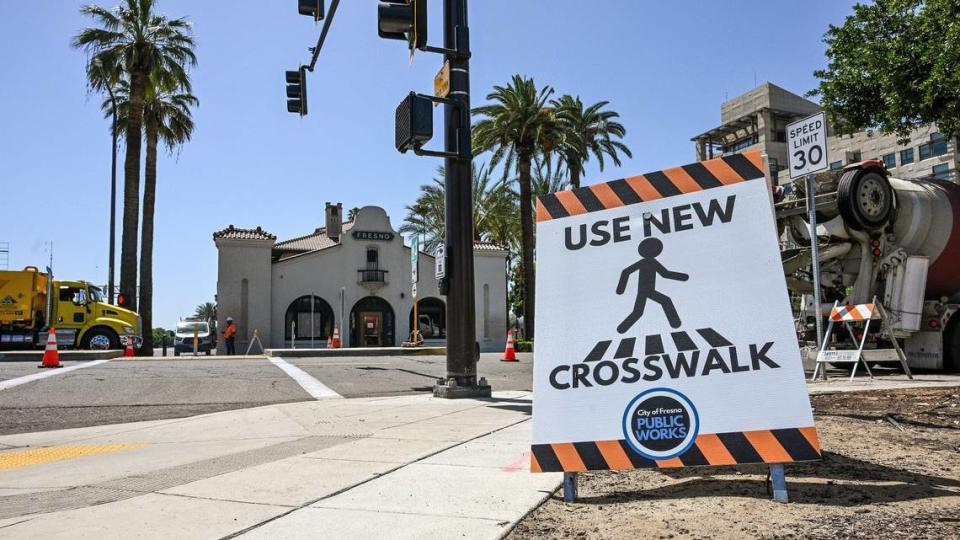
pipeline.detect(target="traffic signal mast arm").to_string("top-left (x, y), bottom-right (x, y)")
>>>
top-left (307, 0), bottom-right (340, 72)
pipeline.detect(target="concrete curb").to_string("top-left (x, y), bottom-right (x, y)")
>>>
top-left (265, 346), bottom-right (446, 358)
top-left (119, 355), bottom-right (268, 361)
top-left (0, 350), bottom-right (124, 362)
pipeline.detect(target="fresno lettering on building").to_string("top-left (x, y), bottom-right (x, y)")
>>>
top-left (531, 150), bottom-right (820, 471)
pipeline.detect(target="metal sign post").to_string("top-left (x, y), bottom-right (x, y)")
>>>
top-left (787, 112), bottom-right (829, 352)
top-left (805, 174), bottom-right (824, 351)
top-left (411, 237), bottom-right (421, 345)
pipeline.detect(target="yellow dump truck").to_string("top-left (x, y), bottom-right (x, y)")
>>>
top-left (0, 266), bottom-right (141, 350)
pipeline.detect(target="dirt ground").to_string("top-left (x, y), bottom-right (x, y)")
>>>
top-left (510, 388), bottom-right (960, 539)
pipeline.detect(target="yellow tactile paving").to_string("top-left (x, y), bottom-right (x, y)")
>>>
top-left (0, 443), bottom-right (146, 470)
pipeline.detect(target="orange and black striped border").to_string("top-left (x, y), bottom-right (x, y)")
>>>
top-left (530, 426), bottom-right (820, 473)
top-left (536, 149), bottom-right (766, 223)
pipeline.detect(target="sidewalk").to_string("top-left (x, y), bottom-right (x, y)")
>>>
top-left (0, 391), bottom-right (558, 539)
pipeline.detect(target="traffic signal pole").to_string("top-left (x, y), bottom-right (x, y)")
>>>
top-left (292, 0), bottom-right (487, 396)
top-left (434, 0), bottom-right (490, 398)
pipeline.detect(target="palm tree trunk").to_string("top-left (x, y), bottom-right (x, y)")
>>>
top-left (119, 69), bottom-right (146, 311)
top-left (570, 162), bottom-right (582, 190)
top-left (138, 124), bottom-right (157, 356)
top-left (518, 153), bottom-right (536, 340)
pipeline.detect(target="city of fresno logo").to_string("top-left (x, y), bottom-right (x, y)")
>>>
top-left (622, 388), bottom-right (699, 460)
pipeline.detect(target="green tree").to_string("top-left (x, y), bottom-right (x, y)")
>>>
top-left (152, 327), bottom-right (168, 345)
top-left (530, 156), bottom-right (570, 199)
top-left (194, 301), bottom-right (216, 322)
top-left (105, 76), bottom-right (197, 355)
top-left (473, 75), bottom-right (563, 339)
top-left (505, 157), bottom-right (569, 324)
top-left (74, 0), bottom-right (197, 311)
top-left (810, 0), bottom-right (960, 140)
top-left (400, 164), bottom-right (516, 254)
top-left (551, 95), bottom-right (631, 189)
top-left (348, 207), bottom-right (361, 221)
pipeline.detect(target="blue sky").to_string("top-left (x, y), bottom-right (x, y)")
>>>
top-left (0, 0), bottom-right (857, 329)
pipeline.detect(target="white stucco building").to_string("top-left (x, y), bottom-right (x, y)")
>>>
top-left (213, 204), bottom-right (508, 353)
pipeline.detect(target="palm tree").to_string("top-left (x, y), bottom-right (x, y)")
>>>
top-left (552, 95), bottom-right (632, 189)
top-left (194, 302), bottom-right (216, 325)
top-left (400, 164), bottom-right (516, 254)
top-left (74, 0), bottom-right (197, 312)
top-left (530, 155), bottom-right (570, 199)
top-left (473, 75), bottom-right (563, 339)
top-left (104, 76), bottom-right (197, 355)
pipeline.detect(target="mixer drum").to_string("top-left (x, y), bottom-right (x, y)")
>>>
top-left (837, 168), bottom-right (895, 232)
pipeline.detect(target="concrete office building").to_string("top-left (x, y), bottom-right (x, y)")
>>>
top-left (692, 82), bottom-right (959, 184)
top-left (691, 83), bottom-right (821, 182)
top-left (827, 124), bottom-right (956, 182)
top-left (213, 204), bottom-right (508, 353)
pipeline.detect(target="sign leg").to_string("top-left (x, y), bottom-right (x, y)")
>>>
top-left (563, 472), bottom-right (578, 503)
top-left (769, 464), bottom-right (788, 503)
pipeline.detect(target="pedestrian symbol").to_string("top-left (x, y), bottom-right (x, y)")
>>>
top-left (616, 238), bottom-right (688, 333)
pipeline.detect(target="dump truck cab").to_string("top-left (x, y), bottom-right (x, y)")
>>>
top-left (0, 267), bottom-right (141, 350)
top-left (54, 280), bottom-right (141, 350)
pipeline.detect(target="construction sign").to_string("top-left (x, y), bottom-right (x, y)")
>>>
top-left (531, 150), bottom-right (820, 472)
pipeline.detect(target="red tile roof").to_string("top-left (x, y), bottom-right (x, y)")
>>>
top-left (474, 240), bottom-right (507, 252)
top-left (212, 225), bottom-right (276, 241)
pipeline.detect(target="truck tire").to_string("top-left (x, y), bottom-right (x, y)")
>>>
top-left (837, 168), bottom-right (894, 232)
top-left (80, 328), bottom-right (119, 350)
top-left (944, 318), bottom-right (960, 373)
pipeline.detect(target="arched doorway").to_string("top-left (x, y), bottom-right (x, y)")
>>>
top-left (350, 296), bottom-right (395, 347)
top-left (409, 297), bottom-right (445, 340)
top-left (285, 296), bottom-right (335, 344)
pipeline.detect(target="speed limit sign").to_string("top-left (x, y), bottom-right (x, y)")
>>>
top-left (787, 112), bottom-right (829, 179)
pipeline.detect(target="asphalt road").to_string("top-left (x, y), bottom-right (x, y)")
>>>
top-left (0, 352), bottom-right (533, 435)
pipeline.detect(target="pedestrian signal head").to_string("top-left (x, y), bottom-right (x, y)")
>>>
top-left (395, 92), bottom-right (433, 153)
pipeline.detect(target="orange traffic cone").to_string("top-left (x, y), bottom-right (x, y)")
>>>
top-left (501, 329), bottom-right (517, 362)
top-left (331, 325), bottom-right (341, 348)
top-left (39, 327), bottom-right (62, 368)
top-left (124, 335), bottom-right (135, 357)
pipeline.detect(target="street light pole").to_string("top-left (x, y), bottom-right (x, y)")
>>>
top-left (434, 0), bottom-right (489, 398)
top-left (100, 66), bottom-right (119, 306)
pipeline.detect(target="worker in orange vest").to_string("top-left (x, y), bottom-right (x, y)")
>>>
top-left (223, 317), bottom-right (237, 355)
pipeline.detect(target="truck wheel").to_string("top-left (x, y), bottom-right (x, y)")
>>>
top-left (838, 168), bottom-right (894, 232)
top-left (81, 328), bottom-right (118, 350)
top-left (945, 319), bottom-right (960, 373)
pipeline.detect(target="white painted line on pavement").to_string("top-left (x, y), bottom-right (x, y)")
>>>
top-left (268, 357), bottom-right (342, 400)
top-left (0, 360), bottom-right (111, 392)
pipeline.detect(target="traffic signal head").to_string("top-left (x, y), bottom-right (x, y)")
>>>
top-left (298, 0), bottom-right (324, 20)
top-left (286, 67), bottom-right (308, 116)
top-left (377, 0), bottom-right (427, 51)
top-left (116, 293), bottom-right (127, 307)
top-left (395, 92), bottom-right (433, 153)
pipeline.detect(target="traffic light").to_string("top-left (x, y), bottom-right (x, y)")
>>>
top-left (395, 92), bottom-right (433, 153)
top-left (377, 0), bottom-right (427, 51)
top-left (298, 0), bottom-right (324, 21)
top-left (286, 67), bottom-right (308, 116)
top-left (116, 293), bottom-right (127, 307)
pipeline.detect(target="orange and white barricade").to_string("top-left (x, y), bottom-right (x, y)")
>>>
top-left (811, 297), bottom-right (913, 381)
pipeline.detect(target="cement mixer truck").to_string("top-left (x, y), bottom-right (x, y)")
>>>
top-left (775, 160), bottom-right (960, 371)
